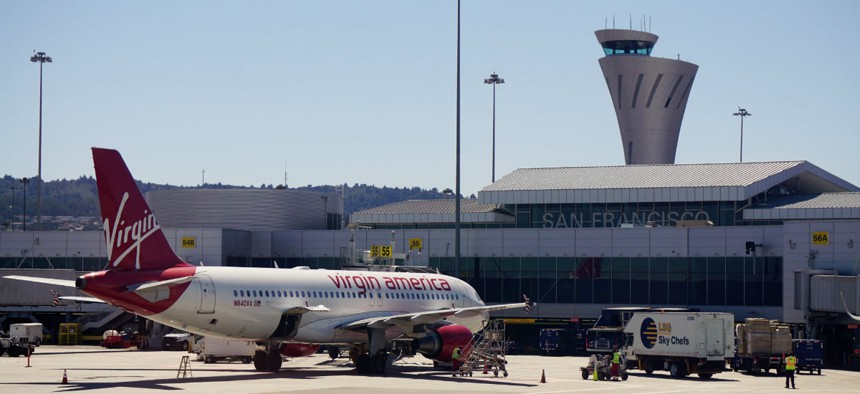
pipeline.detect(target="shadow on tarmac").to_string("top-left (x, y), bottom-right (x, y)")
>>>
top-left (626, 370), bottom-right (740, 382)
top-left (1, 361), bottom-right (538, 392)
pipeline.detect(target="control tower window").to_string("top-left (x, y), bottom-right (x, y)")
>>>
top-left (602, 40), bottom-right (653, 56)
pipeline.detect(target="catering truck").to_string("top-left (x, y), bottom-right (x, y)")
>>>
top-left (730, 318), bottom-right (792, 374)
top-left (624, 312), bottom-right (734, 379)
top-left (10, 323), bottom-right (44, 346)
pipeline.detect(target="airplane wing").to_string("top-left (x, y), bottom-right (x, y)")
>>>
top-left (339, 300), bottom-right (534, 331)
top-left (3, 275), bottom-right (77, 288)
top-left (286, 305), bottom-right (330, 314)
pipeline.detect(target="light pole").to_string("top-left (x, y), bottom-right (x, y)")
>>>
top-left (454, 0), bottom-right (461, 278)
top-left (484, 72), bottom-right (504, 183)
top-left (9, 185), bottom-right (16, 231)
top-left (733, 107), bottom-right (751, 162)
top-left (30, 51), bottom-right (52, 227)
top-left (19, 178), bottom-right (30, 231)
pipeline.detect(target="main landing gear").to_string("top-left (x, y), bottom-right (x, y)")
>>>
top-left (350, 344), bottom-right (388, 374)
top-left (253, 344), bottom-right (283, 372)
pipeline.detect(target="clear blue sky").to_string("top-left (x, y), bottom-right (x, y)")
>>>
top-left (2, 1), bottom-right (859, 197)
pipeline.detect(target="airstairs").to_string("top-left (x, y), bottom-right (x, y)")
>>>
top-left (456, 319), bottom-right (508, 377)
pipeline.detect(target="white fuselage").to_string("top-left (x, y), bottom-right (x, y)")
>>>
top-left (147, 266), bottom-right (487, 344)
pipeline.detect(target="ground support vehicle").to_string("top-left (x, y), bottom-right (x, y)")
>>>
top-left (101, 330), bottom-right (150, 349)
top-left (10, 323), bottom-right (43, 346)
top-left (0, 333), bottom-right (35, 357)
top-left (586, 326), bottom-right (626, 354)
top-left (193, 337), bottom-right (255, 364)
top-left (456, 320), bottom-right (509, 377)
top-left (730, 318), bottom-right (792, 375)
top-left (580, 354), bottom-right (628, 380)
top-left (161, 331), bottom-right (192, 351)
top-left (793, 339), bottom-right (823, 375)
top-left (624, 312), bottom-right (734, 379)
top-left (539, 328), bottom-right (561, 354)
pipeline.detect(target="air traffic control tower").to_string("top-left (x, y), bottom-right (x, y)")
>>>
top-left (596, 29), bottom-right (698, 164)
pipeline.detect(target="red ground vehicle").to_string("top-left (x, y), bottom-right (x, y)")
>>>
top-left (101, 330), bottom-right (150, 349)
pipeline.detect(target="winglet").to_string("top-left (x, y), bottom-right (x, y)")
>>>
top-left (523, 294), bottom-right (536, 313)
top-left (92, 148), bottom-right (190, 271)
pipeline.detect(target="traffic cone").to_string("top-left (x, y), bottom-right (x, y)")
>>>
top-left (62, 369), bottom-right (68, 384)
top-left (540, 369), bottom-right (546, 383)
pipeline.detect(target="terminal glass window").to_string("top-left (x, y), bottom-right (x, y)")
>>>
top-left (725, 258), bottom-right (745, 305)
top-left (631, 258), bottom-right (649, 302)
top-left (574, 258), bottom-right (594, 303)
top-left (521, 257), bottom-right (539, 303)
top-left (557, 258), bottom-right (576, 303)
top-left (649, 258), bottom-right (668, 304)
top-left (688, 257), bottom-right (708, 305)
top-left (667, 259), bottom-right (688, 304)
top-left (745, 256), bottom-right (764, 306)
top-left (708, 258), bottom-right (726, 305)
top-left (539, 259), bottom-right (557, 303)
top-left (611, 258), bottom-right (631, 304)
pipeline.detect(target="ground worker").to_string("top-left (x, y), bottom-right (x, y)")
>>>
top-left (611, 347), bottom-right (622, 381)
top-left (451, 346), bottom-right (462, 377)
top-left (784, 352), bottom-right (797, 389)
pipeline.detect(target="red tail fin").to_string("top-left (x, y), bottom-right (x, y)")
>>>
top-left (92, 148), bottom-right (190, 271)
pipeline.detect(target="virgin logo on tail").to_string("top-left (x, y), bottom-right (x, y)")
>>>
top-left (104, 191), bottom-right (161, 270)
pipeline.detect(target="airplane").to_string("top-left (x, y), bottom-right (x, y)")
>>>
top-left (5, 148), bottom-right (533, 374)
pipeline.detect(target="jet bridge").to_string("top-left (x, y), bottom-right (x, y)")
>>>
top-left (809, 274), bottom-right (860, 317)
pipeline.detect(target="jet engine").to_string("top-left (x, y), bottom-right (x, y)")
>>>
top-left (412, 324), bottom-right (473, 362)
top-left (280, 342), bottom-right (320, 358)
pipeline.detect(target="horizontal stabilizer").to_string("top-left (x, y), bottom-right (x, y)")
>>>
top-left (128, 276), bottom-right (193, 292)
top-left (59, 296), bottom-right (106, 303)
top-left (3, 275), bottom-right (77, 288)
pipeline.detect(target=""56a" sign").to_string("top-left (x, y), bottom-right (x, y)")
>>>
top-left (812, 232), bottom-right (830, 245)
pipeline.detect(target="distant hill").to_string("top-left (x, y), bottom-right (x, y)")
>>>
top-left (0, 175), bottom-right (459, 230)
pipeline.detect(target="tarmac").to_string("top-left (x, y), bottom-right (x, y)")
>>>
top-left (1, 346), bottom-right (859, 393)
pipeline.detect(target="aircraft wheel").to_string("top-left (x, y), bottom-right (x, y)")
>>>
top-left (356, 354), bottom-right (371, 374)
top-left (372, 354), bottom-right (386, 374)
top-left (253, 350), bottom-right (267, 371)
top-left (328, 346), bottom-right (340, 360)
top-left (267, 352), bottom-right (282, 372)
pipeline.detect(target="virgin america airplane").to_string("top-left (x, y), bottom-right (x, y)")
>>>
top-left (5, 148), bottom-right (532, 373)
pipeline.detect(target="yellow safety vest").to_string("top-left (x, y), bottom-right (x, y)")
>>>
top-left (785, 356), bottom-right (797, 371)
top-left (612, 352), bottom-right (621, 364)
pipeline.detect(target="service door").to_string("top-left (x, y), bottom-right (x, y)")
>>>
top-left (705, 318), bottom-right (724, 356)
top-left (197, 274), bottom-right (216, 314)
